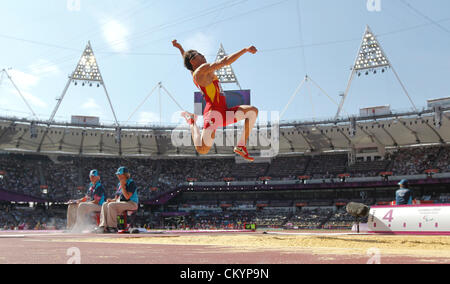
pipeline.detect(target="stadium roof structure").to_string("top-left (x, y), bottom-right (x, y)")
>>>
top-left (1, 31), bottom-right (449, 158)
top-left (0, 69), bottom-right (37, 120)
top-left (0, 107), bottom-right (448, 157)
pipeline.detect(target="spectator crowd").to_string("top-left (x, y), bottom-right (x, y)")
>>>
top-left (0, 145), bottom-right (449, 230)
top-left (1, 145), bottom-right (449, 201)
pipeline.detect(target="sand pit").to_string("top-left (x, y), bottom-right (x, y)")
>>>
top-left (2, 231), bottom-right (450, 263)
top-left (49, 232), bottom-right (450, 259)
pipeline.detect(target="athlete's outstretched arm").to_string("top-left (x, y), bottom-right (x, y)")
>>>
top-left (197, 46), bottom-right (257, 74)
top-left (172, 40), bottom-right (185, 57)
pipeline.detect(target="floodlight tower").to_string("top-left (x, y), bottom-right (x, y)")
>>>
top-left (37, 41), bottom-right (120, 153)
top-left (214, 44), bottom-right (242, 90)
top-left (335, 26), bottom-right (418, 119)
top-left (48, 41), bottom-right (119, 126)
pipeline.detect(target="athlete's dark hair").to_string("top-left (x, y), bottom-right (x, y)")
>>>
top-left (184, 50), bottom-right (199, 71)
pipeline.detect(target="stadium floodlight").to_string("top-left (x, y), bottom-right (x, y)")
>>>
top-left (47, 41), bottom-right (119, 128)
top-left (39, 41), bottom-right (121, 154)
top-left (214, 43), bottom-right (242, 90)
top-left (71, 43), bottom-right (103, 83)
top-left (335, 25), bottom-right (418, 119)
top-left (354, 29), bottom-right (390, 72)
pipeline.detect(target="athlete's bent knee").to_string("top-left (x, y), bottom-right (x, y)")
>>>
top-left (196, 146), bottom-right (211, 155)
top-left (245, 106), bottom-right (258, 119)
top-left (252, 106), bottom-right (259, 116)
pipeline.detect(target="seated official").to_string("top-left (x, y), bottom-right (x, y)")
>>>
top-left (67, 170), bottom-right (105, 232)
top-left (396, 179), bottom-right (413, 205)
top-left (97, 167), bottom-right (139, 234)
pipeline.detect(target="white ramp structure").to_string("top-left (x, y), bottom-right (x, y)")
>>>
top-left (368, 204), bottom-right (450, 235)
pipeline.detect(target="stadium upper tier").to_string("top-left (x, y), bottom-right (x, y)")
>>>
top-left (0, 107), bottom-right (449, 156)
top-left (0, 144), bottom-right (449, 203)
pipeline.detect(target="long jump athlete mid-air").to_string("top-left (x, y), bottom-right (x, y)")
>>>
top-left (172, 39), bottom-right (259, 162)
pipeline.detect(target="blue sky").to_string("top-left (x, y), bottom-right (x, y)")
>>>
top-left (0, 0), bottom-right (449, 125)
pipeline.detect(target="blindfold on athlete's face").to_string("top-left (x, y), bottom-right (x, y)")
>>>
top-left (191, 53), bottom-right (205, 61)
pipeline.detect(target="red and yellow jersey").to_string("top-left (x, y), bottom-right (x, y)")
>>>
top-left (193, 77), bottom-right (228, 114)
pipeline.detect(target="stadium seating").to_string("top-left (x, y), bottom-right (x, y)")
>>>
top-left (267, 156), bottom-right (311, 179)
top-left (1, 146), bottom-right (450, 201)
top-left (1, 145), bottom-right (450, 230)
top-left (347, 160), bottom-right (391, 177)
top-left (0, 204), bottom-right (66, 230)
top-left (304, 154), bottom-right (348, 178)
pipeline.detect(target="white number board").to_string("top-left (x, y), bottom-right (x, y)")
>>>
top-left (368, 204), bottom-right (450, 235)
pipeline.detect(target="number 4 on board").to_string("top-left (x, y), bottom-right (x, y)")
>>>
top-left (383, 210), bottom-right (394, 223)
